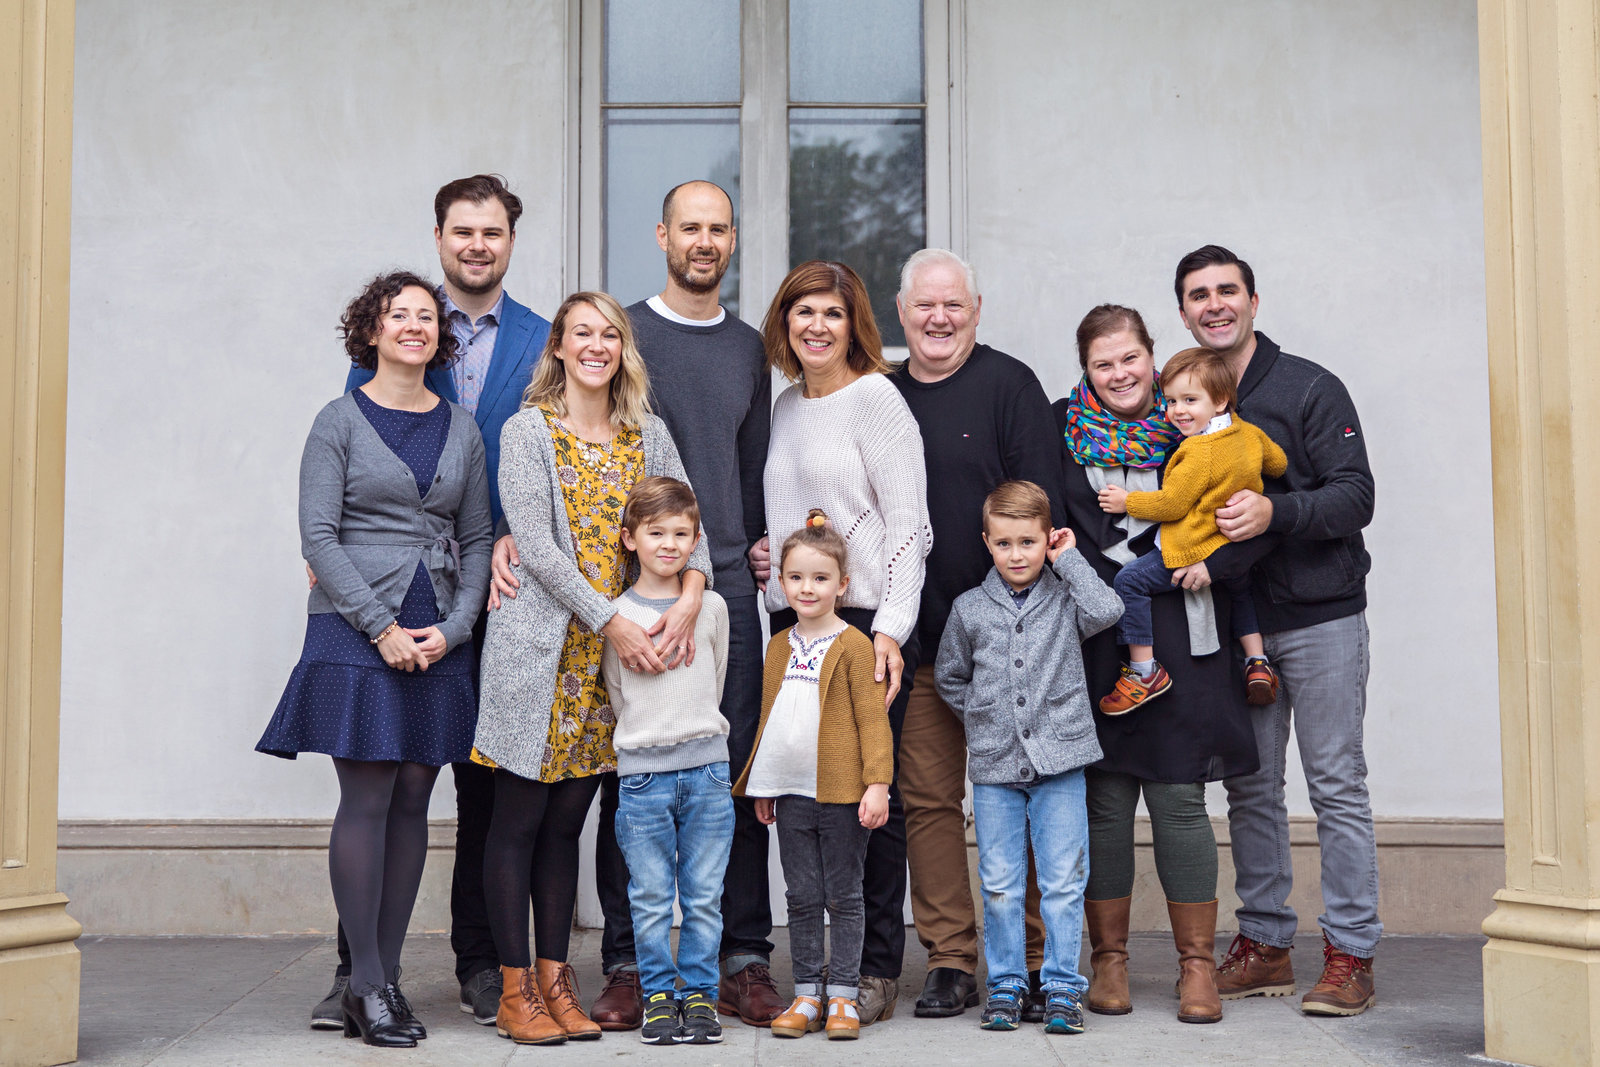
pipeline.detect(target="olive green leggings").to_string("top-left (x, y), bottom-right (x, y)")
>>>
top-left (1085, 768), bottom-right (1217, 904)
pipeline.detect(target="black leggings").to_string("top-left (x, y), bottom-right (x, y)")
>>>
top-left (483, 770), bottom-right (602, 968)
top-left (329, 758), bottom-right (441, 994)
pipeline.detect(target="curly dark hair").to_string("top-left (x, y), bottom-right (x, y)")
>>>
top-left (339, 271), bottom-right (461, 371)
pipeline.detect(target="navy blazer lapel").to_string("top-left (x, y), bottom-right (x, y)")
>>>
top-left (477, 296), bottom-right (537, 431)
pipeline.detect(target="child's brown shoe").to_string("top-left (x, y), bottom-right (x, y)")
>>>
top-left (771, 996), bottom-right (822, 1038)
top-left (1099, 663), bottom-right (1172, 716)
top-left (824, 997), bottom-right (861, 1040)
top-left (1245, 657), bottom-right (1280, 706)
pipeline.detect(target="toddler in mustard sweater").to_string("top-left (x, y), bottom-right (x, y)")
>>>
top-left (1096, 348), bottom-right (1288, 714)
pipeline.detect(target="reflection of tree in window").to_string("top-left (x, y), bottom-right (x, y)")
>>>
top-left (790, 119), bottom-right (925, 348)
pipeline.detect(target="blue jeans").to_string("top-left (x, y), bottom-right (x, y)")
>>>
top-left (1113, 549), bottom-right (1260, 647)
top-left (972, 769), bottom-right (1090, 997)
top-left (1223, 612), bottom-right (1382, 956)
top-left (615, 762), bottom-right (736, 996)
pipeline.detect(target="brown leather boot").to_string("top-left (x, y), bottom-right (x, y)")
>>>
top-left (536, 959), bottom-right (602, 1040)
top-left (589, 967), bottom-right (643, 1030)
top-left (1085, 896), bottom-right (1133, 1015)
top-left (1168, 900), bottom-right (1223, 1024)
top-left (1216, 932), bottom-right (1295, 999)
top-left (495, 965), bottom-right (566, 1045)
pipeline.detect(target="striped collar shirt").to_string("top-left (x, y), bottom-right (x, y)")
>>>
top-left (442, 289), bottom-right (504, 415)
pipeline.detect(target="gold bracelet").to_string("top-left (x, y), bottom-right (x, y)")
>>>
top-left (370, 620), bottom-right (400, 645)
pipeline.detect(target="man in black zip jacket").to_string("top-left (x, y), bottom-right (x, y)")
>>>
top-left (1174, 245), bottom-right (1379, 1017)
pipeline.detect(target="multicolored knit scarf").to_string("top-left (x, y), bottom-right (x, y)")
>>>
top-left (1062, 373), bottom-right (1184, 469)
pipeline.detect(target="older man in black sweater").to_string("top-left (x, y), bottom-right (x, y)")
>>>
top-left (1174, 245), bottom-right (1379, 1018)
top-left (888, 249), bottom-right (1064, 1020)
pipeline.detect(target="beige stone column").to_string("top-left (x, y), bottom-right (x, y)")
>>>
top-left (0, 1), bottom-right (80, 1065)
top-left (1478, 1), bottom-right (1600, 1065)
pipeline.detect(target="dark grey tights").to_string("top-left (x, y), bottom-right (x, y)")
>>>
top-left (329, 758), bottom-right (441, 994)
top-left (1085, 768), bottom-right (1217, 903)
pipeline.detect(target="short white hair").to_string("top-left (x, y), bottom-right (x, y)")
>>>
top-left (897, 248), bottom-right (980, 303)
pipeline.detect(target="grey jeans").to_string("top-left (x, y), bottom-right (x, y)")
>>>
top-left (1223, 611), bottom-right (1383, 957)
top-left (775, 795), bottom-right (872, 1000)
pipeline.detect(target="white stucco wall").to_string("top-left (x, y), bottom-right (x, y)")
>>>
top-left (60, 0), bottom-right (1497, 825)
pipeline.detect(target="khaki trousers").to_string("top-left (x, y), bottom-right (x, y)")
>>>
top-left (902, 663), bottom-right (1045, 973)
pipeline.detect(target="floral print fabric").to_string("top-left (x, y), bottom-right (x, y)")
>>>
top-left (536, 410), bottom-right (643, 782)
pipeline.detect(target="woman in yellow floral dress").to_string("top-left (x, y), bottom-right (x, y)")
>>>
top-left (471, 291), bottom-right (713, 1043)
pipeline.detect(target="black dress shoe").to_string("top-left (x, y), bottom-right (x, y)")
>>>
top-left (387, 982), bottom-right (426, 1039)
top-left (341, 984), bottom-right (418, 1047)
top-left (1022, 969), bottom-right (1046, 1024)
top-left (914, 967), bottom-right (980, 1017)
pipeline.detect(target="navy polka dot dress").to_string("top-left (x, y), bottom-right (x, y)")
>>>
top-left (257, 391), bottom-right (478, 766)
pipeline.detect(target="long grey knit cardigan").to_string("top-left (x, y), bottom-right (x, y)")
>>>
top-left (300, 393), bottom-right (493, 651)
top-left (934, 549), bottom-right (1123, 785)
top-left (473, 406), bottom-right (713, 780)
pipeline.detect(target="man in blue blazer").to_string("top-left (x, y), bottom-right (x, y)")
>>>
top-left (313, 174), bottom-right (551, 1030)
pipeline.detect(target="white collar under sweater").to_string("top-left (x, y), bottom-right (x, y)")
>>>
top-left (762, 373), bottom-right (933, 647)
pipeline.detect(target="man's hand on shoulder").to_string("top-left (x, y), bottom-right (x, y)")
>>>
top-left (1217, 490), bottom-right (1273, 541)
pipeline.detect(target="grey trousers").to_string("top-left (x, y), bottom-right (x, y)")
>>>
top-left (1223, 612), bottom-right (1383, 957)
top-left (775, 795), bottom-right (872, 1000)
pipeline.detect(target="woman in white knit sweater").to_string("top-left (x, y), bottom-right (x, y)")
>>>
top-left (759, 259), bottom-right (932, 1022)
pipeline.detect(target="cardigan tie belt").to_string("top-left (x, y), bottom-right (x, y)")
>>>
top-left (338, 532), bottom-right (463, 603)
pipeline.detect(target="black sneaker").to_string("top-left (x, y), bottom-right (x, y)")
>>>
top-left (1043, 991), bottom-right (1086, 1035)
top-left (979, 988), bottom-right (1023, 1031)
top-left (459, 968), bottom-right (502, 1026)
top-left (311, 974), bottom-right (349, 1030)
top-left (640, 991), bottom-right (680, 1045)
top-left (676, 990), bottom-right (723, 1044)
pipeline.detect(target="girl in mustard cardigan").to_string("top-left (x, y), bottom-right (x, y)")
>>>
top-left (1096, 348), bottom-right (1288, 715)
top-left (733, 510), bottom-right (891, 1041)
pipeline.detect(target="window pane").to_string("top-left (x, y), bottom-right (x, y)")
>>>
top-left (606, 0), bottom-right (740, 103)
top-left (789, 0), bottom-right (923, 104)
top-left (604, 108), bottom-right (742, 316)
top-left (789, 108), bottom-right (924, 347)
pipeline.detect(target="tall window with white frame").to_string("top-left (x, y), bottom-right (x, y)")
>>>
top-left (588, 0), bottom-right (943, 346)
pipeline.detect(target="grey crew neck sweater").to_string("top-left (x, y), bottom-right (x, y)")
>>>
top-left (628, 300), bottom-right (770, 600)
top-left (599, 587), bottom-right (731, 775)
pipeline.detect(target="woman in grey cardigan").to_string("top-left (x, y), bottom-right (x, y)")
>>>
top-left (258, 272), bottom-right (494, 1046)
top-left (470, 291), bottom-right (712, 1044)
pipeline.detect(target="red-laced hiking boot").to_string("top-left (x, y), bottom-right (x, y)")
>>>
top-left (1215, 934), bottom-right (1295, 1000)
top-left (1300, 936), bottom-right (1375, 1016)
top-left (1099, 663), bottom-right (1173, 716)
top-left (1244, 657), bottom-right (1281, 706)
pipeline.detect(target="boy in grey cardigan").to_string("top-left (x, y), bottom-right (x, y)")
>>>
top-left (934, 481), bottom-right (1123, 1035)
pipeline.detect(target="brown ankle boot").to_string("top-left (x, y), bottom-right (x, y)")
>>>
top-left (1085, 896), bottom-right (1133, 1015)
top-left (496, 965), bottom-right (567, 1045)
top-left (1168, 900), bottom-right (1223, 1023)
top-left (536, 959), bottom-right (602, 1040)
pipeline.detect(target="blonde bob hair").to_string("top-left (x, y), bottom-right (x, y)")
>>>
top-left (520, 291), bottom-right (652, 429)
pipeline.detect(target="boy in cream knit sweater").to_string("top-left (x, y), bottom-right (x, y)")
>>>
top-left (1096, 348), bottom-right (1288, 715)
top-left (599, 477), bottom-right (731, 1045)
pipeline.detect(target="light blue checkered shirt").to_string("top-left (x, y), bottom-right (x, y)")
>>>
top-left (442, 289), bottom-right (504, 415)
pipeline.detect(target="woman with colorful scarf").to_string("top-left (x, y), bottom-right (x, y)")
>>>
top-left (1054, 305), bottom-right (1268, 1025)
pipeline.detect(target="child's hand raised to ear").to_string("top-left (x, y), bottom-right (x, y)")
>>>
top-left (1046, 527), bottom-right (1077, 564)
top-left (859, 783), bottom-right (889, 829)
